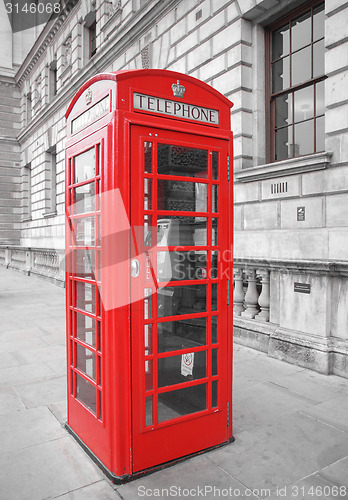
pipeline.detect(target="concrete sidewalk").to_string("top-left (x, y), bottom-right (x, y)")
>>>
top-left (0, 266), bottom-right (348, 500)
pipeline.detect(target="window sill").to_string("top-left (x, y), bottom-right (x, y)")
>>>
top-left (43, 211), bottom-right (57, 219)
top-left (235, 152), bottom-right (333, 183)
top-left (22, 217), bottom-right (32, 222)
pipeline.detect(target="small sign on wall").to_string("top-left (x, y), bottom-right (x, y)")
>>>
top-left (294, 282), bottom-right (311, 294)
top-left (297, 206), bottom-right (305, 221)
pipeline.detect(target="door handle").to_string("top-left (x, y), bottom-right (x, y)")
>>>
top-left (131, 258), bottom-right (140, 277)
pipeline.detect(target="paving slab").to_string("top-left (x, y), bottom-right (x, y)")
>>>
top-left (52, 480), bottom-right (118, 499)
top-left (14, 375), bottom-right (66, 408)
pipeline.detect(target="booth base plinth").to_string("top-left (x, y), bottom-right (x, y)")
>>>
top-left (65, 423), bottom-right (235, 484)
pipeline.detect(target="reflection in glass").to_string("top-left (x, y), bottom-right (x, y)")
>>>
top-left (77, 345), bottom-right (96, 380)
top-left (158, 384), bottom-right (207, 422)
top-left (211, 251), bottom-right (218, 279)
top-left (292, 46), bottom-right (311, 86)
top-left (75, 183), bottom-right (95, 214)
top-left (144, 142), bottom-right (152, 173)
top-left (158, 351), bottom-right (206, 387)
top-left (313, 39), bottom-right (325, 78)
top-left (76, 313), bottom-right (96, 347)
top-left (74, 249), bottom-right (95, 279)
top-left (144, 324), bottom-right (152, 355)
top-left (212, 316), bottom-right (218, 343)
top-left (272, 24), bottom-right (289, 60)
top-left (98, 391), bottom-right (102, 420)
top-left (212, 218), bottom-right (218, 246)
top-left (275, 127), bottom-right (291, 161)
top-left (156, 217), bottom-right (208, 247)
top-left (144, 178), bottom-right (152, 210)
top-left (272, 57), bottom-right (290, 92)
top-left (212, 283), bottom-right (218, 311)
top-left (157, 284), bottom-right (207, 318)
top-left (76, 281), bottom-right (95, 314)
top-left (294, 120), bottom-right (314, 156)
top-left (158, 317), bottom-right (206, 352)
top-left (75, 217), bottom-right (95, 246)
top-left (294, 86), bottom-right (313, 123)
top-left (144, 215), bottom-right (152, 246)
top-left (291, 11), bottom-right (311, 52)
top-left (212, 185), bottom-right (218, 213)
top-left (146, 396), bottom-right (153, 426)
top-left (212, 349), bottom-right (218, 376)
top-left (157, 144), bottom-right (208, 177)
top-left (145, 360), bottom-right (153, 391)
top-left (313, 4), bottom-right (325, 42)
top-left (144, 288), bottom-right (152, 319)
top-left (157, 179), bottom-right (207, 213)
top-left (275, 93), bottom-right (291, 128)
top-left (74, 148), bottom-right (95, 184)
top-left (316, 116), bottom-right (325, 152)
top-left (212, 151), bottom-right (218, 180)
top-left (76, 373), bottom-right (96, 414)
top-left (157, 251), bottom-right (207, 282)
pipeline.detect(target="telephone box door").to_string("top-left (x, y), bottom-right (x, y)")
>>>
top-left (130, 125), bottom-right (231, 472)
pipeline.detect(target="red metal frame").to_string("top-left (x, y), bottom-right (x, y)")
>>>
top-left (65, 69), bottom-right (233, 481)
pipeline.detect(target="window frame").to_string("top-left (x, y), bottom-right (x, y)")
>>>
top-left (265, 0), bottom-right (326, 163)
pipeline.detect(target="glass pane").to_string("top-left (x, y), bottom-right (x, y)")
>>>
top-left (292, 46), bottom-right (311, 86)
top-left (212, 185), bottom-right (218, 213)
top-left (144, 178), bottom-right (152, 210)
top-left (146, 396), bottom-right (153, 426)
top-left (74, 217), bottom-right (95, 246)
top-left (98, 357), bottom-right (102, 386)
top-left (313, 39), bottom-right (325, 78)
top-left (158, 384), bottom-right (207, 423)
top-left (316, 116), bottom-right (325, 152)
top-left (98, 391), bottom-right (102, 420)
top-left (212, 316), bottom-right (218, 343)
top-left (74, 148), bottom-right (95, 184)
top-left (76, 281), bottom-right (96, 314)
top-left (144, 215), bottom-right (152, 246)
top-left (212, 283), bottom-right (218, 311)
top-left (75, 183), bottom-right (95, 214)
top-left (145, 360), bottom-right (153, 391)
top-left (291, 10), bottom-right (311, 52)
top-left (275, 126), bottom-right (292, 161)
top-left (76, 373), bottom-right (96, 414)
top-left (272, 56), bottom-right (290, 92)
top-left (156, 217), bottom-right (208, 246)
top-left (158, 351), bottom-right (206, 387)
top-left (212, 348), bottom-right (218, 376)
top-left (294, 86), bottom-right (314, 123)
top-left (157, 144), bottom-right (208, 177)
top-left (77, 345), bottom-right (96, 380)
top-left (158, 317), bottom-right (207, 353)
top-left (212, 381), bottom-right (218, 408)
top-left (294, 119), bottom-right (314, 156)
top-left (211, 251), bottom-right (218, 279)
top-left (144, 288), bottom-right (152, 319)
top-left (157, 250), bottom-right (207, 282)
top-left (144, 324), bottom-right (152, 354)
top-left (76, 313), bottom-right (96, 347)
top-left (316, 81), bottom-right (325, 116)
top-left (212, 151), bottom-right (218, 180)
top-left (74, 249), bottom-right (95, 279)
top-left (272, 24), bottom-right (290, 60)
top-left (212, 218), bottom-right (218, 246)
top-left (157, 180), bottom-right (207, 213)
top-left (275, 93), bottom-right (292, 128)
top-left (157, 284), bottom-right (207, 318)
top-left (144, 142), bottom-right (152, 173)
top-left (313, 3), bottom-right (325, 42)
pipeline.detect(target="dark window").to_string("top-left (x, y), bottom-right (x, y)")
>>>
top-left (89, 21), bottom-right (97, 58)
top-left (267, 1), bottom-right (325, 162)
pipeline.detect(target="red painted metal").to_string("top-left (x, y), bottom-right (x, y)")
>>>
top-left (65, 69), bottom-right (233, 481)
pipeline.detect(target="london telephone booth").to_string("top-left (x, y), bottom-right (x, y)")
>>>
top-left (65, 69), bottom-right (233, 481)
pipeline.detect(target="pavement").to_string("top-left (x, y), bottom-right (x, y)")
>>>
top-left (0, 266), bottom-right (348, 500)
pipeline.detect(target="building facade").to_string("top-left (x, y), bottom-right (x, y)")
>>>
top-left (1, 0), bottom-right (348, 377)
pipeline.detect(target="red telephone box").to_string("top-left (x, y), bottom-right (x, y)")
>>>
top-left (65, 69), bottom-right (233, 481)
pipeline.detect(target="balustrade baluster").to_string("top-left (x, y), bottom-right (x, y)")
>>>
top-left (241, 268), bottom-right (259, 319)
top-left (256, 269), bottom-right (270, 322)
top-left (233, 267), bottom-right (245, 316)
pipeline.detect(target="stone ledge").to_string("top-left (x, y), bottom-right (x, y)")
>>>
top-left (234, 258), bottom-right (348, 277)
top-left (235, 152), bottom-right (333, 183)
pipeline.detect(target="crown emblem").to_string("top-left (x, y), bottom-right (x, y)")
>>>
top-left (85, 88), bottom-right (92, 105)
top-left (172, 80), bottom-right (185, 98)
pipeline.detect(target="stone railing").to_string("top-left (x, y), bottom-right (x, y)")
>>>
top-left (233, 265), bottom-right (271, 322)
top-left (0, 245), bottom-right (65, 286)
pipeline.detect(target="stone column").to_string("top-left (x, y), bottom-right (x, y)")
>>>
top-left (256, 268), bottom-right (270, 322)
top-left (241, 268), bottom-right (259, 319)
top-left (233, 267), bottom-right (245, 316)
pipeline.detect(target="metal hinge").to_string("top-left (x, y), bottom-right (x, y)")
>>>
top-left (227, 279), bottom-right (230, 306)
top-left (227, 401), bottom-right (230, 427)
top-left (227, 156), bottom-right (230, 181)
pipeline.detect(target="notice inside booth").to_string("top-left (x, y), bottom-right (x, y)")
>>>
top-left (65, 69), bottom-right (233, 481)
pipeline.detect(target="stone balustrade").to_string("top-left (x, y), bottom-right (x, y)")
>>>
top-left (233, 264), bottom-right (270, 323)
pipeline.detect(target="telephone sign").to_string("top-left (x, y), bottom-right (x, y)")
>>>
top-left (65, 69), bottom-right (233, 482)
